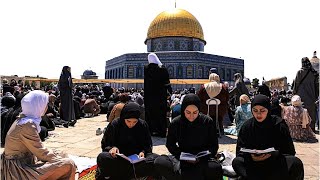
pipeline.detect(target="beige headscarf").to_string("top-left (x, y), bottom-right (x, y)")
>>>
top-left (204, 73), bottom-right (222, 98)
top-left (239, 94), bottom-right (251, 105)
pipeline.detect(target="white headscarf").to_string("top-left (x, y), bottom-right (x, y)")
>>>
top-left (204, 73), bottom-right (222, 98)
top-left (148, 53), bottom-right (162, 66)
top-left (18, 90), bottom-right (49, 133)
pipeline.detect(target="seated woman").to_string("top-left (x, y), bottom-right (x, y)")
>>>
top-left (154, 94), bottom-right (222, 180)
top-left (96, 102), bottom-right (159, 180)
top-left (107, 93), bottom-right (130, 122)
top-left (224, 94), bottom-right (252, 136)
top-left (1, 90), bottom-right (76, 180)
top-left (232, 94), bottom-right (304, 180)
top-left (281, 95), bottom-right (318, 143)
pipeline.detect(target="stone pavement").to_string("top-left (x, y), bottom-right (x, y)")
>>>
top-left (1, 114), bottom-right (319, 179)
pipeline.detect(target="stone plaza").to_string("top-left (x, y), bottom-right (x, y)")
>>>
top-left (3, 114), bottom-right (315, 179)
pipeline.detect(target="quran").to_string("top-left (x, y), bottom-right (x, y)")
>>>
top-left (240, 147), bottom-right (276, 155)
top-left (180, 150), bottom-right (211, 162)
top-left (116, 153), bottom-right (145, 164)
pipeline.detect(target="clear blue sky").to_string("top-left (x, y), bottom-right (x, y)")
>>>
top-left (1, 0), bottom-right (319, 84)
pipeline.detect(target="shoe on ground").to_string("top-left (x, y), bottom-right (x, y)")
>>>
top-left (69, 120), bottom-right (77, 127)
top-left (96, 128), bottom-right (103, 135)
top-left (62, 123), bottom-right (69, 128)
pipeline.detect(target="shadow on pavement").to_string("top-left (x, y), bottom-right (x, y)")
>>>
top-left (152, 136), bottom-right (166, 146)
top-left (218, 135), bottom-right (237, 144)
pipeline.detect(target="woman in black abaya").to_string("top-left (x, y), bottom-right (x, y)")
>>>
top-left (58, 66), bottom-right (75, 127)
top-left (232, 94), bottom-right (304, 180)
top-left (96, 102), bottom-right (159, 180)
top-left (154, 94), bottom-right (222, 180)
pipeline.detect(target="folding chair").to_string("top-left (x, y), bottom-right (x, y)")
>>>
top-left (206, 98), bottom-right (221, 137)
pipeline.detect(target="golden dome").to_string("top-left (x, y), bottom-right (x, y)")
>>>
top-left (146, 9), bottom-right (205, 43)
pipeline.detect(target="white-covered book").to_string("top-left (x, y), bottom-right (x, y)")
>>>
top-left (180, 150), bottom-right (211, 162)
top-left (240, 147), bottom-right (276, 155)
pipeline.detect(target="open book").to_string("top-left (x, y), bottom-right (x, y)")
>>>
top-left (180, 150), bottom-right (211, 162)
top-left (240, 147), bottom-right (276, 155)
top-left (116, 153), bottom-right (145, 164)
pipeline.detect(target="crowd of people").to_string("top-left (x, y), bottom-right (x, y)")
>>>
top-left (0, 55), bottom-right (318, 179)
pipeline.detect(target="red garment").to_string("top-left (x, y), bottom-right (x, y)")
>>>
top-left (197, 84), bottom-right (229, 122)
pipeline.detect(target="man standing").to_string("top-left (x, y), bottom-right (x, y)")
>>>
top-left (144, 53), bottom-right (172, 137)
top-left (293, 57), bottom-right (319, 132)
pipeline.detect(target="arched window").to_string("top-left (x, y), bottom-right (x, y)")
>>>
top-left (127, 66), bottom-right (134, 78)
top-left (167, 65), bottom-right (174, 78)
top-left (136, 67), bottom-right (142, 78)
top-left (197, 66), bottom-right (203, 78)
top-left (177, 65), bottom-right (183, 78)
top-left (220, 68), bottom-right (225, 81)
top-left (186, 65), bottom-right (193, 78)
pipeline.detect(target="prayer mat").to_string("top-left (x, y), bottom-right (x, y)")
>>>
top-left (78, 165), bottom-right (97, 180)
top-left (223, 176), bottom-right (239, 180)
top-left (78, 164), bottom-right (154, 180)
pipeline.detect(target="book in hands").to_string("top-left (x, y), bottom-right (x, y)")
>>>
top-left (240, 147), bottom-right (276, 155)
top-left (180, 150), bottom-right (211, 162)
top-left (116, 153), bottom-right (145, 164)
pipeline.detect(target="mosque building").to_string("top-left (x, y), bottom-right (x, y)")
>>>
top-left (105, 8), bottom-right (244, 89)
top-left (81, 69), bottom-right (98, 79)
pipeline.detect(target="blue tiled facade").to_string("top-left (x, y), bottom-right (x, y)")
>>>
top-left (105, 33), bottom-right (244, 89)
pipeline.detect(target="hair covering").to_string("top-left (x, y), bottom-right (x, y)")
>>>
top-left (291, 95), bottom-right (303, 107)
top-left (301, 57), bottom-right (319, 77)
top-left (1, 92), bottom-right (16, 108)
top-left (49, 94), bottom-right (56, 103)
top-left (234, 73), bottom-right (243, 83)
top-left (61, 66), bottom-right (70, 74)
top-left (204, 73), bottom-right (222, 98)
top-left (251, 94), bottom-right (271, 111)
top-left (120, 102), bottom-right (141, 120)
top-left (135, 95), bottom-right (144, 106)
top-left (302, 57), bottom-right (312, 70)
top-left (2, 78), bottom-right (8, 84)
top-left (148, 53), bottom-right (162, 66)
top-left (172, 98), bottom-right (180, 106)
top-left (181, 94), bottom-right (201, 118)
top-left (18, 90), bottom-right (49, 133)
top-left (209, 73), bottom-right (220, 83)
top-left (119, 93), bottom-right (129, 103)
top-left (239, 94), bottom-right (251, 105)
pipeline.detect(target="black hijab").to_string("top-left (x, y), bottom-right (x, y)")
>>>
top-left (301, 57), bottom-right (319, 77)
top-left (120, 102), bottom-right (141, 122)
top-left (251, 94), bottom-right (271, 111)
top-left (251, 94), bottom-right (281, 127)
top-left (61, 66), bottom-right (71, 76)
top-left (180, 94), bottom-right (201, 122)
top-left (58, 66), bottom-right (72, 88)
